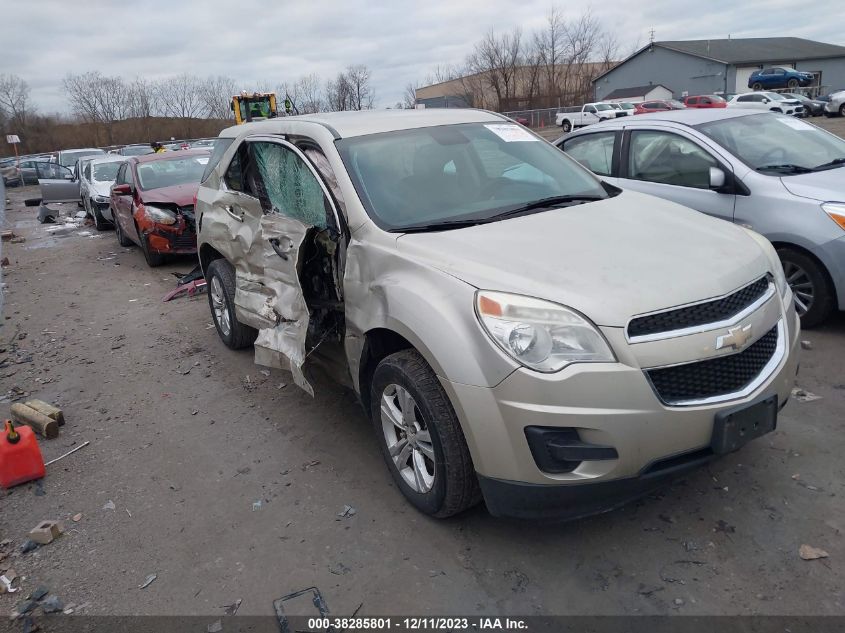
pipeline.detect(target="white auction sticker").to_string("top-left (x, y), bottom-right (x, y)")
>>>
top-left (484, 123), bottom-right (538, 142)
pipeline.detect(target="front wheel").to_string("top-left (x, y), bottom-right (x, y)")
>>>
top-left (370, 350), bottom-right (480, 518)
top-left (91, 200), bottom-right (109, 231)
top-left (839, 103), bottom-right (845, 117)
top-left (778, 248), bottom-right (834, 328)
top-left (139, 229), bottom-right (165, 267)
top-left (206, 258), bottom-right (257, 349)
top-left (561, 120), bottom-right (572, 133)
top-left (751, 82), bottom-right (763, 90)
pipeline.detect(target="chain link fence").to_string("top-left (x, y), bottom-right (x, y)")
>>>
top-left (500, 107), bottom-right (563, 129)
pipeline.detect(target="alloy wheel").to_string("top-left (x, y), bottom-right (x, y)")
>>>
top-left (210, 276), bottom-right (231, 336)
top-left (380, 383), bottom-right (435, 493)
top-left (783, 260), bottom-right (814, 316)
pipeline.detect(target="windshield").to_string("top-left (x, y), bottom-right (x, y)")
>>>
top-left (594, 104), bottom-right (612, 111)
top-left (765, 93), bottom-right (788, 101)
top-left (620, 103), bottom-right (635, 109)
top-left (607, 103), bottom-right (621, 109)
top-left (336, 122), bottom-right (610, 231)
top-left (696, 113), bottom-right (845, 174)
top-left (135, 155), bottom-right (210, 190)
top-left (61, 149), bottom-right (105, 167)
top-left (708, 95), bottom-right (726, 103)
top-left (93, 162), bottom-right (123, 182)
top-left (667, 100), bottom-right (686, 109)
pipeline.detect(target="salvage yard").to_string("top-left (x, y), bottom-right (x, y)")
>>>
top-left (1, 181), bottom-right (844, 618)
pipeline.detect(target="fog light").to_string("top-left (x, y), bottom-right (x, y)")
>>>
top-left (525, 427), bottom-right (618, 474)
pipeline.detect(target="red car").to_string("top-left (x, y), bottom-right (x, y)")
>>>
top-left (108, 149), bottom-right (210, 267)
top-left (683, 94), bottom-right (727, 108)
top-left (634, 99), bottom-right (687, 114)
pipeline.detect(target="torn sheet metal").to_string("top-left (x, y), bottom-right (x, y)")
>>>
top-left (273, 586), bottom-right (330, 633)
top-left (252, 213), bottom-right (313, 396)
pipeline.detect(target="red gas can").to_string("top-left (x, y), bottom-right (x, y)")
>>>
top-left (0, 420), bottom-right (46, 489)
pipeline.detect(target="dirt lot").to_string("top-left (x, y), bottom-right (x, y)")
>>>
top-left (1, 180), bottom-right (844, 620)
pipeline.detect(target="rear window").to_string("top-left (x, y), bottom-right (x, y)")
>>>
top-left (202, 138), bottom-right (235, 182)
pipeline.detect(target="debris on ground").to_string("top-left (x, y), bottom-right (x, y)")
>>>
top-left (301, 460), bottom-right (320, 471)
top-left (0, 571), bottom-right (19, 594)
top-left (207, 620), bottom-right (223, 633)
top-left (41, 594), bottom-right (64, 613)
top-left (337, 504), bottom-right (357, 519)
top-left (222, 598), bottom-right (242, 616)
top-left (24, 400), bottom-right (65, 426)
top-left (139, 573), bottom-right (157, 589)
top-left (801, 340), bottom-right (813, 350)
top-left (1, 230), bottom-right (15, 241)
top-left (29, 520), bottom-right (64, 545)
top-left (1, 257), bottom-right (9, 267)
top-left (252, 500), bottom-right (262, 511)
top-left (673, 598), bottom-right (685, 606)
top-left (72, 513), bottom-right (83, 522)
top-left (714, 520), bottom-right (736, 535)
top-left (44, 440), bottom-right (89, 466)
top-left (19, 540), bottom-right (39, 554)
top-left (102, 500), bottom-right (116, 511)
top-left (273, 586), bottom-right (330, 632)
top-left (799, 544), bottom-right (829, 560)
top-left (329, 562), bottom-right (351, 575)
top-left (29, 586), bottom-right (49, 601)
top-left (11, 403), bottom-right (59, 439)
top-left (792, 388), bottom-right (821, 403)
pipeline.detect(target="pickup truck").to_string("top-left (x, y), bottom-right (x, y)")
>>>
top-left (555, 103), bottom-right (617, 133)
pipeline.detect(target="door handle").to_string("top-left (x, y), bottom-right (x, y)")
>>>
top-left (225, 205), bottom-right (244, 222)
top-left (269, 238), bottom-right (289, 260)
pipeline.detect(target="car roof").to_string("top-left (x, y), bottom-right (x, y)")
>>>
top-left (61, 148), bottom-right (103, 154)
top-left (563, 108), bottom-right (758, 137)
top-left (217, 108), bottom-right (507, 140)
top-left (89, 155), bottom-right (127, 165)
top-left (132, 148), bottom-right (211, 164)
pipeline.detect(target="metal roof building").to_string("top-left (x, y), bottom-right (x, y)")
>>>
top-left (593, 37), bottom-right (845, 100)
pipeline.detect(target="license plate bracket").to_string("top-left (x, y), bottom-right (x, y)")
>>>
top-left (711, 395), bottom-right (778, 455)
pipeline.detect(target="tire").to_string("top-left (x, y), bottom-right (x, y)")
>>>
top-left (138, 228), bottom-right (165, 267)
top-left (752, 82), bottom-right (763, 91)
top-left (787, 78), bottom-right (799, 89)
top-left (206, 258), bottom-right (257, 350)
top-left (777, 247), bottom-right (835, 329)
top-left (839, 103), bottom-right (845, 117)
top-left (114, 212), bottom-right (133, 247)
top-left (561, 120), bottom-right (572, 133)
top-left (370, 349), bottom-right (480, 518)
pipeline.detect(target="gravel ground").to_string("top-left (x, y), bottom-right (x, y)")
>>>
top-left (0, 178), bottom-right (843, 620)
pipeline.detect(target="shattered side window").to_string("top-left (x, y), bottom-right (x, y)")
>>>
top-left (251, 142), bottom-right (327, 228)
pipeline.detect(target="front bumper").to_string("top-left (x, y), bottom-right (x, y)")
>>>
top-left (441, 298), bottom-right (800, 519)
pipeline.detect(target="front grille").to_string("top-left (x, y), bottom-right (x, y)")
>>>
top-left (628, 277), bottom-right (769, 338)
top-left (646, 325), bottom-right (778, 404)
top-left (171, 234), bottom-right (197, 249)
top-left (178, 206), bottom-right (196, 232)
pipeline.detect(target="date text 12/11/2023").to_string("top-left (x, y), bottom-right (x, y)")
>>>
top-left (306, 617), bottom-right (529, 630)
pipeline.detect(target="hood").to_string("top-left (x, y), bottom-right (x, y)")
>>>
top-left (139, 183), bottom-right (197, 207)
top-left (780, 169), bottom-right (845, 202)
top-left (396, 191), bottom-right (770, 327)
top-left (91, 181), bottom-right (113, 197)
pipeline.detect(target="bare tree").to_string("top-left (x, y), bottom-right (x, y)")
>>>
top-left (534, 7), bottom-right (565, 106)
top-left (296, 74), bottom-right (324, 113)
top-left (467, 27), bottom-right (523, 111)
top-left (156, 74), bottom-right (205, 136)
top-left (403, 82), bottom-right (419, 109)
top-left (0, 73), bottom-right (31, 127)
top-left (63, 72), bottom-right (102, 123)
top-left (325, 72), bottom-right (352, 111)
top-left (126, 77), bottom-right (156, 119)
top-left (199, 75), bottom-right (238, 119)
top-left (346, 64), bottom-right (375, 110)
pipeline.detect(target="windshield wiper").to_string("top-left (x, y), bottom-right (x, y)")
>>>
top-left (756, 164), bottom-right (813, 174)
top-left (812, 157), bottom-right (845, 171)
top-left (392, 195), bottom-right (606, 233)
top-left (490, 194), bottom-right (606, 219)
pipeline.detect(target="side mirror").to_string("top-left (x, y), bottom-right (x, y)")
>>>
top-left (709, 167), bottom-right (727, 189)
top-left (762, 98), bottom-right (770, 104)
top-left (112, 184), bottom-right (132, 196)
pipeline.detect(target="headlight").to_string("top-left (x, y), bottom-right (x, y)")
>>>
top-left (475, 291), bottom-right (615, 372)
top-left (94, 195), bottom-right (109, 203)
top-left (772, 264), bottom-right (789, 299)
top-left (142, 204), bottom-right (177, 225)
top-left (821, 202), bottom-right (845, 232)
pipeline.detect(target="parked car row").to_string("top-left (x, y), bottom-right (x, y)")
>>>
top-left (557, 109), bottom-right (845, 328)
top-left (37, 148), bottom-right (210, 267)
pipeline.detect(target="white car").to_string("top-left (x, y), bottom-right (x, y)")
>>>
top-left (80, 155), bottom-right (126, 230)
top-left (555, 103), bottom-right (617, 133)
top-left (728, 92), bottom-right (804, 116)
top-left (823, 90), bottom-right (845, 117)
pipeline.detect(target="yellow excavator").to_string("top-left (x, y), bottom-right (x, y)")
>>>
top-left (231, 92), bottom-right (286, 124)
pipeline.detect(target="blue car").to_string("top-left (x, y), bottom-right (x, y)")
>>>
top-left (748, 67), bottom-right (815, 90)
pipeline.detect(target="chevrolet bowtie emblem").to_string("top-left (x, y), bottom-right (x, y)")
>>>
top-left (716, 324), bottom-right (753, 351)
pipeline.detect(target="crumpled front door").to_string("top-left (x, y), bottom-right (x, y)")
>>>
top-left (244, 138), bottom-right (340, 396)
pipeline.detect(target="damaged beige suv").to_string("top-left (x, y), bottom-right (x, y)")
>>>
top-left (196, 110), bottom-right (799, 520)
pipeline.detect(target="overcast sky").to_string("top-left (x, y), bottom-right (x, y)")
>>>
top-left (4, 0), bottom-right (843, 114)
